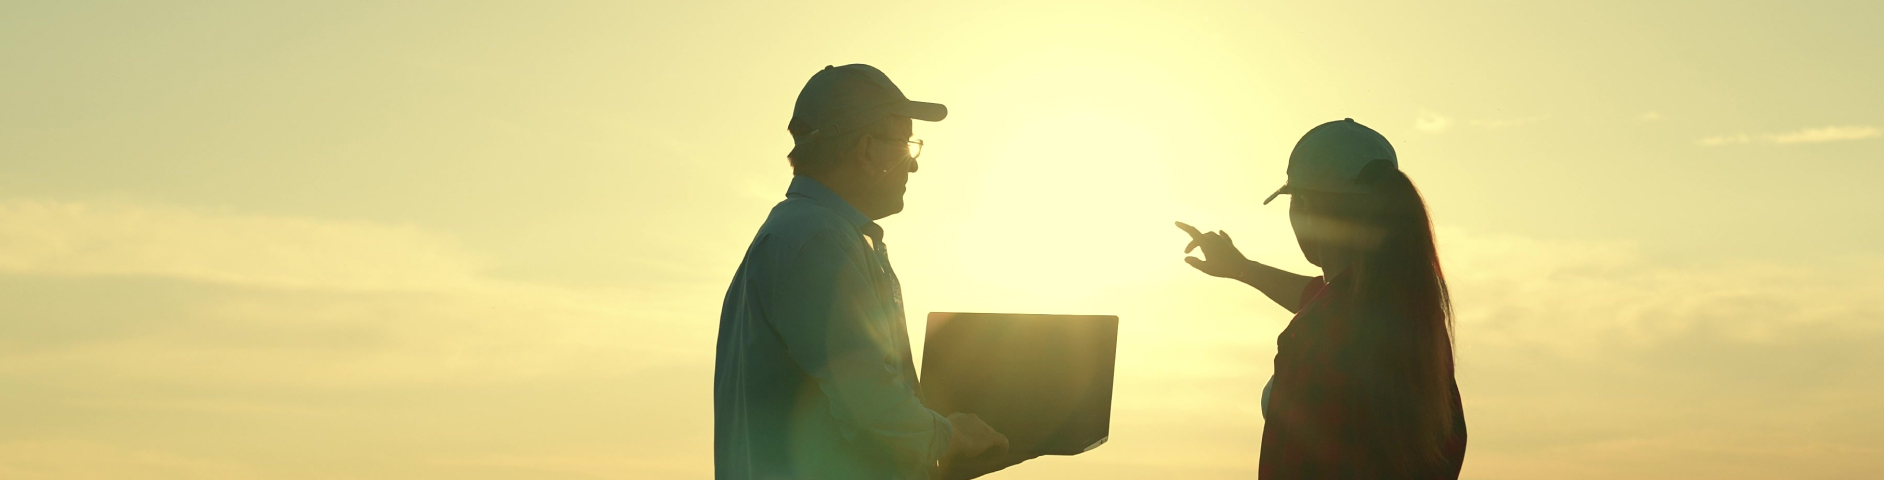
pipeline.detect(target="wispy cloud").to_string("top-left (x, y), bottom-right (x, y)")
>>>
top-left (0, 198), bottom-right (707, 388)
top-left (1696, 134), bottom-right (1753, 146)
top-left (0, 200), bottom-right (485, 292)
top-left (1414, 111), bottom-right (1453, 133)
top-left (0, 441), bottom-right (259, 480)
top-left (1434, 228), bottom-right (1884, 479)
top-left (1414, 111), bottom-right (1547, 133)
top-left (1697, 125), bottom-right (1881, 146)
top-left (1438, 228), bottom-right (1884, 351)
top-left (1766, 125), bottom-right (1882, 144)
top-left (1469, 115), bottom-right (1548, 129)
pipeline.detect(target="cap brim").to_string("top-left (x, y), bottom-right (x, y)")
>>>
top-left (892, 101), bottom-right (947, 122)
top-left (1263, 185), bottom-right (1290, 205)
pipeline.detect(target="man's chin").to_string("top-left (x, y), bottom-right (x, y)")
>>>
top-left (872, 198), bottom-right (906, 219)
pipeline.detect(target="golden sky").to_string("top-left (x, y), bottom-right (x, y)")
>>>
top-left (3, 1), bottom-right (1882, 479)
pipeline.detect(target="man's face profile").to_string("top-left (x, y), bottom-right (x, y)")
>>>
top-left (861, 117), bottom-right (916, 219)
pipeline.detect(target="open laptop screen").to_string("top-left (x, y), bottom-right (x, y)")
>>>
top-left (919, 312), bottom-right (1119, 458)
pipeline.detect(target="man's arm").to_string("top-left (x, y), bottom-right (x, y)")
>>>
top-left (765, 231), bottom-right (963, 468)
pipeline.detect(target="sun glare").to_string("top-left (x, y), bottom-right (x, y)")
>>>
top-left (956, 113), bottom-right (1178, 296)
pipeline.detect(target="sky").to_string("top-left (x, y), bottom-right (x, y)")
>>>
top-left (2, 0), bottom-right (1882, 478)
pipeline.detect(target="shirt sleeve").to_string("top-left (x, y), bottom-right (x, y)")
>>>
top-left (765, 230), bottom-right (953, 471)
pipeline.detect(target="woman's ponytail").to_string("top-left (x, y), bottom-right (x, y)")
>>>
top-left (1308, 163), bottom-right (1457, 472)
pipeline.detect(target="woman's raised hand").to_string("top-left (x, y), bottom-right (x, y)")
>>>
top-left (1176, 221), bottom-right (1252, 279)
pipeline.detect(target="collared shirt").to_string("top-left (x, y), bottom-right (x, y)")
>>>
top-left (1260, 276), bottom-right (1468, 480)
top-left (715, 176), bottom-right (953, 480)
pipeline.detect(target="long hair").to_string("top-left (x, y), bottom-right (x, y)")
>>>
top-left (1300, 161), bottom-right (1456, 472)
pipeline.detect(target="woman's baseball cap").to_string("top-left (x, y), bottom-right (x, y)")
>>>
top-left (1264, 118), bottom-right (1400, 204)
top-left (787, 64), bottom-right (947, 159)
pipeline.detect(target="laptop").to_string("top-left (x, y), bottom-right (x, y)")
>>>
top-left (919, 312), bottom-right (1120, 480)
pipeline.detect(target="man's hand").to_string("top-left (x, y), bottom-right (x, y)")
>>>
top-left (1176, 221), bottom-right (1253, 279)
top-left (946, 412), bottom-right (1009, 459)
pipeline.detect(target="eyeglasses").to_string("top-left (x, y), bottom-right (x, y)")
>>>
top-left (869, 136), bottom-right (924, 173)
top-left (870, 136), bottom-right (923, 160)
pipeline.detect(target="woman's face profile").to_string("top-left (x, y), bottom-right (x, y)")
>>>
top-left (1288, 192), bottom-right (1374, 269)
top-left (1288, 193), bottom-right (1323, 267)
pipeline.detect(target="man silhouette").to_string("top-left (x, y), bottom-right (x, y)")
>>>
top-left (715, 64), bottom-right (1008, 480)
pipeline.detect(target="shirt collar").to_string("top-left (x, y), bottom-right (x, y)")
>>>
top-left (787, 176), bottom-right (886, 241)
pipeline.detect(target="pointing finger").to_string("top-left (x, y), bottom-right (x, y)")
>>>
top-left (1175, 221), bottom-right (1204, 239)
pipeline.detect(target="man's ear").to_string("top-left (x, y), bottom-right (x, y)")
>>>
top-left (843, 135), bottom-right (874, 173)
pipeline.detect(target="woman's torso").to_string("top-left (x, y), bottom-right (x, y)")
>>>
top-left (1259, 276), bottom-right (1467, 480)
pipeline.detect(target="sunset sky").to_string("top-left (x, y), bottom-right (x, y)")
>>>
top-left (3, 1), bottom-right (1882, 479)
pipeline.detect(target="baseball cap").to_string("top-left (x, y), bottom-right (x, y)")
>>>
top-left (787, 64), bottom-right (947, 159)
top-left (1263, 118), bottom-right (1399, 205)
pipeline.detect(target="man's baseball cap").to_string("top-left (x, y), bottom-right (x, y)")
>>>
top-left (1263, 118), bottom-right (1399, 204)
top-left (787, 64), bottom-right (947, 159)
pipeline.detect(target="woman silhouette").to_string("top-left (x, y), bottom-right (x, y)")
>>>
top-left (1177, 119), bottom-right (1467, 479)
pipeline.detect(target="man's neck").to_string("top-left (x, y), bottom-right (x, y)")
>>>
top-left (805, 172), bottom-right (883, 220)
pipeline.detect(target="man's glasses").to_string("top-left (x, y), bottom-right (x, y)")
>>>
top-left (873, 136), bottom-right (923, 160)
top-left (870, 136), bottom-right (924, 172)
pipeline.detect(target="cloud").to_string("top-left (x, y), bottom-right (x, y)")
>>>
top-left (1467, 432), bottom-right (1884, 480)
top-left (0, 283), bottom-right (695, 387)
top-left (1413, 111), bottom-right (1548, 133)
top-left (1468, 115), bottom-right (1547, 129)
top-left (1697, 134), bottom-right (1753, 146)
top-left (1696, 125), bottom-right (1881, 146)
top-left (1765, 125), bottom-right (1882, 144)
top-left (0, 198), bottom-right (711, 388)
top-left (1438, 228), bottom-right (1884, 352)
top-left (0, 441), bottom-right (258, 480)
top-left (0, 198), bottom-right (723, 479)
top-left (429, 449), bottom-right (711, 479)
top-left (1414, 111), bottom-right (1454, 133)
top-left (1428, 228), bottom-right (1884, 479)
top-left (0, 200), bottom-right (485, 292)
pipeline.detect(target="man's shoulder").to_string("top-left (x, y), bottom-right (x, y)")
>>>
top-left (755, 197), bottom-right (867, 255)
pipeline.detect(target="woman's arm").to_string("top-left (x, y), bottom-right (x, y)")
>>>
top-left (1231, 258), bottom-right (1314, 313)
top-left (1177, 221), bottom-right (1315, 313)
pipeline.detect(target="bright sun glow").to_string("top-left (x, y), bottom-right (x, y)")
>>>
top-left (958, 113), bottom-right (1174, 293)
